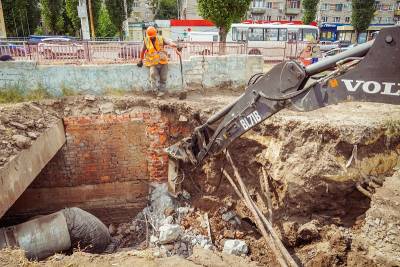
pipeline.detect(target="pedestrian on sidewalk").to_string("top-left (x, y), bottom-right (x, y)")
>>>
top-left (137, 26), bottom-right (181, 97)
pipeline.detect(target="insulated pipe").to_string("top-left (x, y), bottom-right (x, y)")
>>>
top-left (0, 212), bottom-right (71, 260)
top-left (305, 40), bottom-right (373, 76)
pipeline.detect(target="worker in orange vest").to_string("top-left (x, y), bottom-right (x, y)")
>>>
top-left (137, 26), bottom-right (181, 97)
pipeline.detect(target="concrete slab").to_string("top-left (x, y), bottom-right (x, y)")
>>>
top-left (0, 120), bottom-right (65, 219)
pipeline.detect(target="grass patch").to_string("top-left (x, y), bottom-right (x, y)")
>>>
top-left (0, 86), bottom-right (25, 104)
top-left (0, 84), bottom-right (54, 104)
top-left (26, 85), bottom-right (52, 101)
top-left (61, 84), bottom-right (78, 96)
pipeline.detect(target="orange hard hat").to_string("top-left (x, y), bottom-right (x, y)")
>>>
top-left (146, 26), bottom-right (157, 37)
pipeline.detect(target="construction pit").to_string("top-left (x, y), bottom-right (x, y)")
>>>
top-left (0, 91), bottom-right (400, 267)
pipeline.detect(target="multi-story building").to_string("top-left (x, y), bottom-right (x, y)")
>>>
top-left (129, 0), bottom-right (154, 22)
top-left (318, 0), bottom-right (397, 42)
top-left (181, 0), bottom-right (202, 19)
top-left (248, 0), bottom-right (302, 21)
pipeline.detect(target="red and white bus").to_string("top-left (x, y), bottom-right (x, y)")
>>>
top-left (227, 23), bottom-right (319, 60)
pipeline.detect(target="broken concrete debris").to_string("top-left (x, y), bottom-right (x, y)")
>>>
top-left (223, 239), bottom-right (249, 256)
top-left (159, 224), bottom-right (182, 244)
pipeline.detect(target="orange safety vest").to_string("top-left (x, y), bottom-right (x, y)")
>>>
top-left (144, 36), bottom-right (168, 67)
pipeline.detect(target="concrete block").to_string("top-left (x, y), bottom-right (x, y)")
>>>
top-left (0, 120), bottom-right (66, 219)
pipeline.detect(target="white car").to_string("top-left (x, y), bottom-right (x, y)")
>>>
top-left (319, 41), bottom-right (339, 52)
top-left (38, 37), bottom-right (85, 59)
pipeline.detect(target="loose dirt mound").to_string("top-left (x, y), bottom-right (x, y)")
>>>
top-left (0, 102), bottom-right (60, 166)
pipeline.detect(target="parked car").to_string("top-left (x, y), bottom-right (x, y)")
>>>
top-left (38, 37), bottom-right (85, 59)
top-left (319, 41), bottom-right (339, 52)
top-left (322, 44), bottom-right (357, 58)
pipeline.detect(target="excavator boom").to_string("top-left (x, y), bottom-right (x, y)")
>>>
top-left (166, 26), bottom-right (400, 194)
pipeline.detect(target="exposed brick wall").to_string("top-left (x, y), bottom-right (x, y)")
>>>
top-left (2, 108), bottom-right (191, 225)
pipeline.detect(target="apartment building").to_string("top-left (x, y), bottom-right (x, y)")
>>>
top-left (181, 0), bottom-right (202, 19)
top-left (318, 0), bottom-right (397, 41)
top-left (129, 0), bottom-right (154, 22)
top-left (248, 0), bottom-right (302, 21)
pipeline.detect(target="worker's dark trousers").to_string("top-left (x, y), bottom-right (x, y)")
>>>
top-left (150, 64), bottom-right (168, 91)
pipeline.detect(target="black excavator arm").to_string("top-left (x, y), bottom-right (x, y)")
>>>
top-left (166, 26), bottom-right (400, 193)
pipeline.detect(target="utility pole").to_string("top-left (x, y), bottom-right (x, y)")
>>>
top-left (78, 0), bottom-right (90, 40)
top-left (87, 0), bottom-right (96, 39)
top-left (0, 0), bottom-right (6, 38)
top-left (123, 0), bottom-right (128, 39)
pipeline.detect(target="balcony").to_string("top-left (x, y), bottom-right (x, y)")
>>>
top-left (285, 7), bottom-right (301, 14)
top-left (395, 10), bottom-right (400, 16)
top-left (250, 7), bottom-right (267, 14)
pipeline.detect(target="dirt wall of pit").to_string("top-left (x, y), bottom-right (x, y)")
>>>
top-left (1, 107), bottom-right (191, 226)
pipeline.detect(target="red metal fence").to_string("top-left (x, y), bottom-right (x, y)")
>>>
top-left (0, 41), bottom-right (305, 64)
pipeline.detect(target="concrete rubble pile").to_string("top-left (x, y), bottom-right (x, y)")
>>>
top-left (108, 183), bottom-right (249, 258)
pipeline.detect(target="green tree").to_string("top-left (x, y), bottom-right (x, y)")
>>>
top-left (352, 0), bottom-right (375, 42)
top-left (105, 0), bottom-right (134, 36)
top-left (65, 0), bottom-right (102, 36)
top-left (2, 0), bottom-right (41, 36)
top-left (97, 4), bottom-right (118, 37)
top-left (154, 0), bottom-right (178, 19)
top-left (302, 0), bottom-right (319, 25)
top-left (65, 0), bottom-right (80, 34)
top-left (198, 0), bottom-right (251, 43)
top-left (39, 0), bottom-right (65, 34)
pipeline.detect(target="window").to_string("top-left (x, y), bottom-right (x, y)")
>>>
top-left (397, 2), bottom-right (400, 10)
top-left (343, 3), bottom-right (352, 10)
top-left (375, 16), bottom-right (382, 23)
top-left (132, 0), bottom-right (139, 8)
top-left (277, 16), bottom-right (282, 21)
top-left (322, 16), bottom-right (328, 22)
top-left (232, 27), bottom-right (247, 41)
top-left (388, 4), bottom-right (394, 11)
top-left (288, 0), bottom-right (300, 9)
top-left (335, 4), bottom-right (343, 11)
top-left (385, 17), bottom-right (393, 24)
top-left (265, 28), bottom-right (279, 41)
top-left (345, 17), bottom-right (350, 23)
top-left (253, 0), bottom-right (266, 8)
top-left (288, 29), bottom-right (298, 41)
top-left (320, 3), bottom-right (329, 11)
top-left (266, 15), bottom-right (272, 21)
top-left (278, 29), bottom-right (288, 41)
top-left (248, 28), bottom-right (264, 41)
top-left (333, 17), bottom-right (340, 23)
top-left (288, 15), bottom-right (295, 21)
top-left (303, 29), bottom-right (318, 41)
top-left (266, 2), bottom-right (272, 8)
top-left (375, 1), bottom-right (383, 11)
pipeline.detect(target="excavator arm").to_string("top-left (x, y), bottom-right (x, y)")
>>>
top-left (166, 26), bottom-right (400, 194)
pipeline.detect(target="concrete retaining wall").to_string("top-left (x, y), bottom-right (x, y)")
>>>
top-left (0, 55), bottom-right (263, 95)
top-left (0, 120), bottom-right (65, 219)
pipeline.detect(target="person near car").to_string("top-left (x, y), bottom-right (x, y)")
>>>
top-left (137, 26), bottom-right (180, 96)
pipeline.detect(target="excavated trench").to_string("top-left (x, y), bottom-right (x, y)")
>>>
top-left (1, 94), bottom-right (400, 266)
